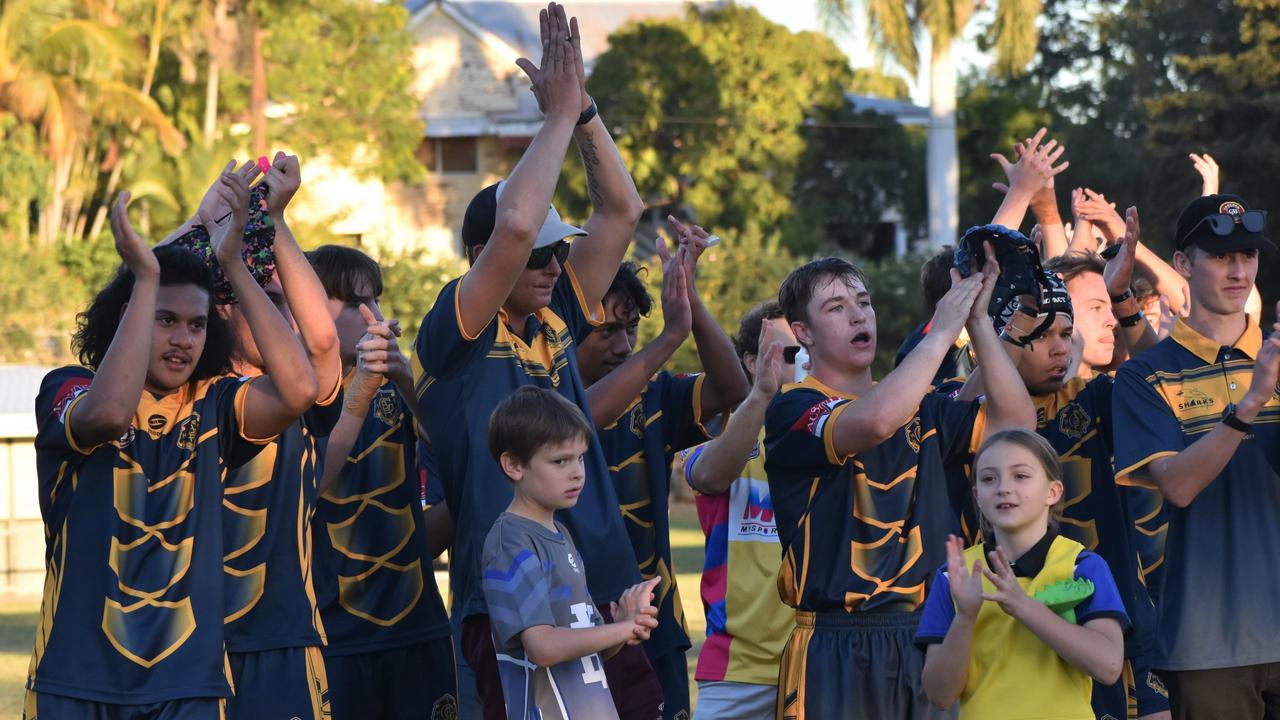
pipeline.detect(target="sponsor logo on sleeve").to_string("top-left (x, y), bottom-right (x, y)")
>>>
top-left (50, 378), bottom-right (92, 423)
top-left (791, 398), bottom-right (841, 438)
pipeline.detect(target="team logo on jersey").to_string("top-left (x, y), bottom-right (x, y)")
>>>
top-left (905, 417), bottom-right (923, 452)
top-left (794, 398), bottom-right (841, 437)
top-left (116, 426), bottom-right (135, 448)
top-left (1176, 388), bottom-right (1216, 412)
top-left (567, 552), bottom-right (580, 573)
top-left (1146, 670), bottom-right (1169, 698)
top-left (147, 414), bottom-right (167, 431)
top-left (374, 388), bottom-right (398, 426)
top-left (629, 400), bottom-right (647, 438)
top-left (431, 694), bottom-right (459, 720)
top-left (743, 483), bottom-right (774, 524)
top-left (176, 413), bottom-right (201, 451)
top-left (1059, 403), bottom-right (1090, 439)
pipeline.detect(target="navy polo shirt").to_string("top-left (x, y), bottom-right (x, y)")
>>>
top-left (1113, 317), bottom-right (1280, 671)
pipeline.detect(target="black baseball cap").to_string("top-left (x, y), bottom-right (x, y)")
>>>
top-left (1175, 193), bottom-right (1275, 253)
top-left (461, 181), bottom-right (586, 251)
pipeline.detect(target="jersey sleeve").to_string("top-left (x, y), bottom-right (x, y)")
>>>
top-left (1112, 363), bottom-right (1184, 486)
top-left (419, 438), bottom-right (445, 509)
top-left (764, 386), bottom-right (854, 473)
top-left (415, 277), bottom-right (498, 380)
top-left (673, 441), bottom-right (710, 495)
top-left (549, 261), bottom-right (604, 342)
top-left (34, 366), bottom-right (98, 457)
top-left (303, 381), bottom-right (344, 439)
top-left (914, 566), bottom-right (956, 647)
top-left (657, 372), bottom-right (716, 451)
top-left (922, 393), bottom-right (985, 462)
top-left (218, 375), bottom-right (274, 469)
top-left (1073, 551), bottom-right (1131, 631)
top-left (482, 525), bottom-right (558, 649)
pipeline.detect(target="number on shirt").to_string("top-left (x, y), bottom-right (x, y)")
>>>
top-left (568, 602), bottom-right (609, 687)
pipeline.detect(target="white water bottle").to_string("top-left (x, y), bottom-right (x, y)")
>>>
top-left (794, 346), bottom-right (810, 383)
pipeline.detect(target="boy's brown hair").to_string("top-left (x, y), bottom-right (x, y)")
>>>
top-left (488, 386), bottom-right (593, 471)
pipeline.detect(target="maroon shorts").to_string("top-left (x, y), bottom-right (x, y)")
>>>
top-left (462, 610), bottom-right (664, 720)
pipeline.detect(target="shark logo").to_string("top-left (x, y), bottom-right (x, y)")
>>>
top-left (1176, 388), bottom-right (1216, 412)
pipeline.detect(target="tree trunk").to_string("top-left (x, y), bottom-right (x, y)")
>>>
top-left (250, 6), bottom-right (268, 157)
top-left (926, 35), bottom-right (959, 250)
top-left (203, 0), bottom-right (228, 148)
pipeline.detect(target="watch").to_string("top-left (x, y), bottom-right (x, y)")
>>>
top-left (1223, 408), bottom-right (1253, 433)
top-left (1110, 288), bottom-right (1134, 304)
top-left (577, 98), bottom-right (598, 126)
top-left (1118, 312), bottom-right (1144, 327)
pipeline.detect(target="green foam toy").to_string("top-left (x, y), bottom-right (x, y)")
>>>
top-left (1032, 578), bottom-right (1095, 624)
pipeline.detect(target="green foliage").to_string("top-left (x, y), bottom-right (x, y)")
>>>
top-left (377, 249), bottom-right (469, 353)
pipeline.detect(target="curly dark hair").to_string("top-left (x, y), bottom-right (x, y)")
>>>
top-left (72, 245), bottom-right (233, 379)
top-left (604, 261), bottom-right (653, 317)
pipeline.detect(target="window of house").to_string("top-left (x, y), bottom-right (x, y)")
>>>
top-left (417, 137), bottom-right (479, 174)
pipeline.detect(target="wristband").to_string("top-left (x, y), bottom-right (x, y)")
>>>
top-left (1223, 410), bottom-right (1253, 433)
top-left (1110, 288), bottom-right (1134, 304)
top-left (577, 98), bottom-right (598, 126)
top-left (1118, 312), bottom-right (1143, 327)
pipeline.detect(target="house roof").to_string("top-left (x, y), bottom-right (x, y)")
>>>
top-left (0, 365), bottom-right (55, 438)
top-left (405, 0), bottom-right (700, 64)
top-left (846, 93), bottom-right (930, 126)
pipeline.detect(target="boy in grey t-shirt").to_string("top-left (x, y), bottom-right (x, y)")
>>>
top-left (482, 387), bottom-right (660, 720)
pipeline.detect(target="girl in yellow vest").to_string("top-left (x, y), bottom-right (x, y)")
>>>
top-left (915, 428), bottom-right (1129, 720)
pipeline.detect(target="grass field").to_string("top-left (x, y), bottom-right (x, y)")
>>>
top-left (0, 501), bottom-right (713, 715)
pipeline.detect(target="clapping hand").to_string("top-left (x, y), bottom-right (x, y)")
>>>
top-left (110, 192), bottom-right (160, 280)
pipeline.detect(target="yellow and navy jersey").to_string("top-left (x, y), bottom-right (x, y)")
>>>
top-left (763, 375), bottom-right (982, 614)
top-left (222, 378), bottom-right (342, 652)
top-left (414, 267), bottom-right (641, 619)
top-left (30, 366), bottom-right (265, 704)
top-left (313, 378), bottom-right (450, 655)
top-left (597, 371), bottom-right (714, 655)
top-left (1114, 318), bottom-right (1280, 671)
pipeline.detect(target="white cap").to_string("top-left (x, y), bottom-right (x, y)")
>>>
top-left (495, 180), bottom-right (588, 249)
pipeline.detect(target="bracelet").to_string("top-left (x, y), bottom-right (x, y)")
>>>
top-left (577, 98), bottom-right (598, 126)
top-left (1223, 410), bottom-right (1253, 433)
top-left (1110, 288), bottom-right (1134, 304)
top-left (1118, 312), bottom-right (1143, 327)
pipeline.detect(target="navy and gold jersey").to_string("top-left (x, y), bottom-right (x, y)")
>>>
top-left (1114, 318), bottom-right (1280, 671)
top-left (313, 378), bottom-right (450, 655)
top-left (1123, 484), bottom-right (1168, 602)
top-left (597, 371), bottom-right (713, 656)
top-left (30, 366), bottom-right (264, 704)
top-left (763, 375), bottom-right (982, 614)
top-left (222, 380), bottom-right (341, 652)
top-left (415, 266), bottom-right (641, 620)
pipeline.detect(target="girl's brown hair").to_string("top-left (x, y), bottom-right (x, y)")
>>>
top-left (973, 428), bottom-right (1065, 538)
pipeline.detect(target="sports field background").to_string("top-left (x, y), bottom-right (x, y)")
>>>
top-left (0, 503), bottom-right (711, 715)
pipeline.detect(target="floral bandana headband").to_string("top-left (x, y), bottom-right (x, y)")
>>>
top-left (173, 181), bottom-right (276, 305)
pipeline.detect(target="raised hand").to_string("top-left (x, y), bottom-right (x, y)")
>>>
top-left (946, 535), bottom-right (985, 620)
top-left (990, 127), bottom-right (1069, 199)
top-left (209, 163), bottom-right (255, 269)
top-left (568, 15), bottom-right (591, 113)
top-left (931, 269), bottom-right (984, 341)
top-left (347, 304), bottom-right (390, 406)
top-left (750, 318), bottom-right (785, 400)
top-left (981, 547), bottom-right (1035, 619)
top-left (1242, 321), bottom-right (1280, 419)
top-left (1190, 153), bottom-right (1220, 196)
top-left (665, 215), bottom-right (713, 303)
top-left (1103, 207), bottom-right (1140, 298)
top-left (263, 151), bottom-right (302, 217)
top-left (110, 192), bottom-right (160, 279)
top-left (969, 240), bottom-right (1001, 326)
top-left (655, 236), bottom-right (693, 340)
top-left (1076, 189), bottom-right (1126, 242)
top-left (514, 3), bottom-right (586, 121)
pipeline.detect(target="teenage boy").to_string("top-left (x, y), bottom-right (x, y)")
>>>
top-left (308, 245), bottom-right (457, 719)
top-left (673, 301), bottom-right (795, 720)
top-left (763, 133), bottom-right (1058, 718)
top-left (1113, 194), bottom-right (1280, 719)
top-left (26, 179), bottom-right (318, 719)
top-left (413, 5), bottom-right (654, 717)
top-left (214, 155), bottom-right (344, 720)
top-left (482, 386), bottom-right (660, 719)
top-left (577, 220), bottom-right (749, 719)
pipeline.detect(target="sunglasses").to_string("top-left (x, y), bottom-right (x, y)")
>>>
top-left (782, 345), bottom-right (802, 364)
top-left (527, 240), bottom-right (571, 270)
top-left (1187, 210), bottom-right (1267, 239)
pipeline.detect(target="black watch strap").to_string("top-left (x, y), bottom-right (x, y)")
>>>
top-left (1118, 312), bottom-right (1144, 327)
top-left (577, 98), bottom-right (598, 126)
top-left (1110, 288), bottom-right (1134, 304)
top-left (1224, 410), bottom-right (1253, 433)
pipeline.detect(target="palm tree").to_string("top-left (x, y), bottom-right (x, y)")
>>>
top-left (819, 0), bottom-right (1043, 248)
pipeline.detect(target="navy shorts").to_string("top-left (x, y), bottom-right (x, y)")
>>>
top-left (24, 691), bottom-right (222, 720)
top-left (324, 637), bottom-right (458, 719)
top-left (648, 648), bottom-right (690, 720)
top-left (226, 646), bottom-right (330, 720)
top-left (777, 611), bottom-right (955, 720)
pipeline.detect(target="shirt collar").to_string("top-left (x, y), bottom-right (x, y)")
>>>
top-left (1170, 316), bottom-right (1262, 365)
top-left (799, 374), bottom-right (859, 401)
top-left (498, 307), bottom-right (546, 345)
top-left (984, 528), bottom-right (1058, 578)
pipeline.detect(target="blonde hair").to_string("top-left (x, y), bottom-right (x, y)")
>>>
top-left (973, 428), bottom-right (1064, 538)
